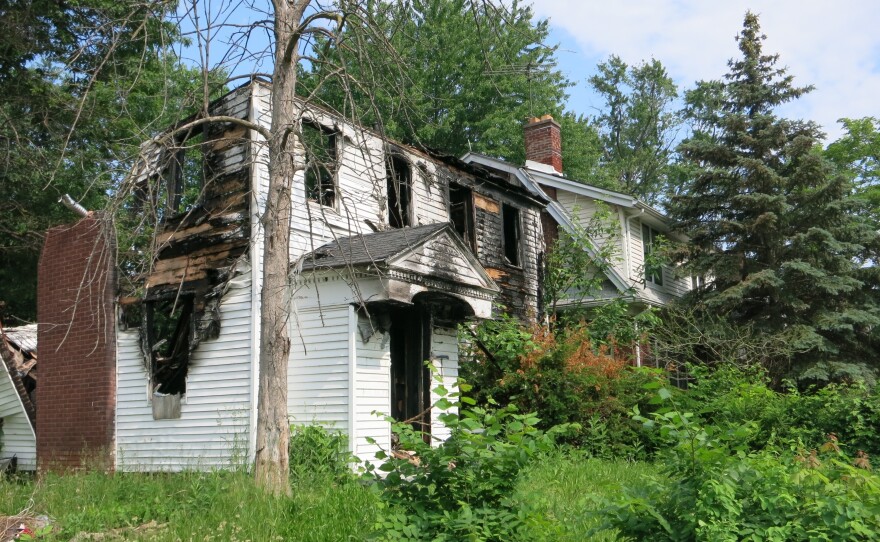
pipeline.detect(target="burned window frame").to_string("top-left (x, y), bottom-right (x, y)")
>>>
top-left (502, 203), bottom-right (522, 267)
top-left (386, 154), bottom-right (413, 228)
top-left (448, 183), bottom-right (476, 252)
top-left (144, 294), bottom-right (195, 415)
top-left (302, 119), bottom-right (338, 208)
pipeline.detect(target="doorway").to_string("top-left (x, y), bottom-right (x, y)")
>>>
top-left (389, 305), bottom-right (432, 438)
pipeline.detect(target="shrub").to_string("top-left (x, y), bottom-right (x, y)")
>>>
top-left (462, 318), bottom-right (669, 458)
top-left (598, 387), bottom-right (880, 541)
top-left (367, 379), bottom-right (576, 541)
top-left (289, 424), bottom-right (355, 482)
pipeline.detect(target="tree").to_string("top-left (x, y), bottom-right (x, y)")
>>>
top-left (304, 0), bottom-right (569, 163)
top-left (588, 55), bottom-right (680, 204)
top-left (825, 117), bottom-right (880, 223)
top-left (669, 12), bottom-right (880, 377)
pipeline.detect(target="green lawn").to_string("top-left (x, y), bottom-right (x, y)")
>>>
top-left (0, 454), bottom-right (659, 541)
top-left (516, 452), bottom-right (661, 541)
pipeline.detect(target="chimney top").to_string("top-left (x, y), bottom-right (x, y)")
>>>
top-left (523, 115), bottom-right (562, 174)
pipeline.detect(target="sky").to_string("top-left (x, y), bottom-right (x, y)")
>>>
top-left (530, 0), bottom-right (880, 141)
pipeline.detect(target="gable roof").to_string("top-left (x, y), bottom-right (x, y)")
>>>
top-left (461, 153), bottom-right (634, 294)
top-left (299, 222), bottom-right (449, 271)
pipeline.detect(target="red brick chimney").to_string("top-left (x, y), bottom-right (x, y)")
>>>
top-left (37, 215), bottom-right (117, 471)
top-left (523, 115), bottom-right (562, 174)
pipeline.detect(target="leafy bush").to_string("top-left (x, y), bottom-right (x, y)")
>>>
top-left (598, 387), bottom-right (880, 541)
top-left (680, 364), bottom-right (880, 457)
top-left (367, 379), bottom-right (576, 541)
top-left (289, 424), bottom-right (355, 482)
top-left (462, 318), bottom-right (669, 458)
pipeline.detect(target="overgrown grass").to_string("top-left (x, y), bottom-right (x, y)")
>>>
top-left (1, 469), bottom-right (377, 541)
top-left (516, 451), bottom-right (662, 541)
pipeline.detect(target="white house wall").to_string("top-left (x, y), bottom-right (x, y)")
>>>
top-left (115, 272), bottom-right (253, 471)
top-left (429, 326), bottom-right (459, 444)
top-left (0, 370), bottom-right (36, 470)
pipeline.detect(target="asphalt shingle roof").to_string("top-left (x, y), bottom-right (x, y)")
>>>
top-left (299, 222), bottom-right (449, 271)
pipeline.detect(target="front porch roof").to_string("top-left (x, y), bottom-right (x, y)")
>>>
top-left (297, 223), bottom-right (500, 318)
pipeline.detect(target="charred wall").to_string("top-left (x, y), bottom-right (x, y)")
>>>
top-left (127, 87), bottom-right (252, 399)
top-left (435, 164), bottom-right (542, 321)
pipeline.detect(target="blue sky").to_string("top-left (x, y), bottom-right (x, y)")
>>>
top-left (177, 1), bottom-right (879, 142)
top-left (532, 0), bottom-right (880, 141)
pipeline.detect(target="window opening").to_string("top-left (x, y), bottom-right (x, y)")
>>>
top-left (163, 129), bottom-right (206, 217)
top-left (145, 296), bottom-right (193, 402)
top-left (303, 120), bottom-right (337, 207)
top-left (448, 184), bottom-right (475, 251)
top-left (502, 204), bottom-right (521, 266)
top-left (390, 305), bottom-right (432, 442)
top-left (386, 155), bottom-right (412, 228)
top-left (642, 223), bottom-right (664, 286)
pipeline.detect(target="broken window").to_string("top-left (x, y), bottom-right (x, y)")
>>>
top-left (145, 296), bottom-right (193, 418)
top-left (642, 223), bottom-right (664, 286)
top-left (160, 128), bottom-right (207, 218)
top-left (448, 183), bottom-right (475, 251)
top-left (502, 204), bottom-right (521, 266)
top-left (389, 305), bottom-right (432, 442)
top-left (386, 155), bottom-right (412, 228)
top-left (303, 120), bottom-right (337, 207)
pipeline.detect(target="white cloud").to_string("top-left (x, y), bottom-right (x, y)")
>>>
top-left (531, 0), bottom-right (880, 140)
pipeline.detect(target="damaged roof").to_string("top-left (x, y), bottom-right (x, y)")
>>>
top-left (2, 324), bottom-right (37, 355)
top-left (299, 223), bottom-right (449, 271)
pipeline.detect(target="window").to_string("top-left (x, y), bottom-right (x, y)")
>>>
top-left (145, 296), bottom-right (193, 419)
top-left (303, 120), bottom-right (337, 207)
top-left (642, 223), bottom-right (664, 286)
top-left (386, 155), bottom-right (412, 228)
top-left (502, 204), bottom-right (521, 266)
top-left (448, 184), bottom-right (476, 251)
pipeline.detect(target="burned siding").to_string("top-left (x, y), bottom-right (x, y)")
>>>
top-left (431, 162), bottom-right (543, 321)
top-left (126, 87), bottom-right (253, 397)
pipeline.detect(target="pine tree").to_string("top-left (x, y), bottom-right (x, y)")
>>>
top-left (670, 12), bottom-right (880, 379)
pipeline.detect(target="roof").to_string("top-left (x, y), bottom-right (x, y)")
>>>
top-left (299, 222), bottom-right (449, 271)
top-left (462, 152), bottom-right (668, 226)
top-left (1, 324), bottom-right (37, 354)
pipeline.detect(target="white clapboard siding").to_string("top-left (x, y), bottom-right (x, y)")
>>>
top-left (116, 272), bottom-right (253, 472)
top-left (0, 369), bottom-right (36, 470)
top-left (288, 305), bottom-right (351, 432)
top-left (354, 318), bottom-right (391, 464)
top-left (430, 326), bottom-right (459, 445)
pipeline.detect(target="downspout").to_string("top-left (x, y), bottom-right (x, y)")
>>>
top-left (348, 306), bottom-right (358, 458)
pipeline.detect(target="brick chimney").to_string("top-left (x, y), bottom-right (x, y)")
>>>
top-left (37, 215), bottom-right (117, 471)
top-left (523, 115), bottom-right (562, 174)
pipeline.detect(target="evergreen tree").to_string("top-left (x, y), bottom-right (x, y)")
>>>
top-left (669, 12), bottom-right (880, 379)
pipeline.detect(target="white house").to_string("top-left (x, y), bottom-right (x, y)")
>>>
top-left (36, 81), bottom-right (546, 471)
top-left (0, 324), bottom-right (37, 471)
top-left (463, 115), bottom-right (693, 311)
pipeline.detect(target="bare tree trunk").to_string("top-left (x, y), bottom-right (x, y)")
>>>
top-left (254, 0), bottom-right (311, 497)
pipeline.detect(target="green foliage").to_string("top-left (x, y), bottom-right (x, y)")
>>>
top-left (462, 318), bottom-right (667, 458)
top-left (598, 386), bottom-right (880, 541)
top-left (588, 55), bottom-right (681, 203)
top-left (669, 12), bottom-right (880, 378)
top-left (305, 0), bottom-right (569, 164)
top-left (368, 378), bottom-right (575, 541)
top-left (542, 203), bottom-right (622, 316)
top-left (515, 450), bottom-right (663, 541)
top-left (0, 469), bottom-right (377, 541)
top-left (289, 424), bottom-right (355, 483)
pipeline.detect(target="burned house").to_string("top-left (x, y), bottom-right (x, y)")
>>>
top-left (35, 81), bottom-right (546, 470)
top-left (0, 324), bottom-right (37, 470)
top-left (464, 115), bottom-right (693, 315)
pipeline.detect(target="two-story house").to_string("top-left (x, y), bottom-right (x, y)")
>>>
top-left (464, 115), bottom-right (692, 316)
top-left (32, 81), bottom-right (547, 471)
